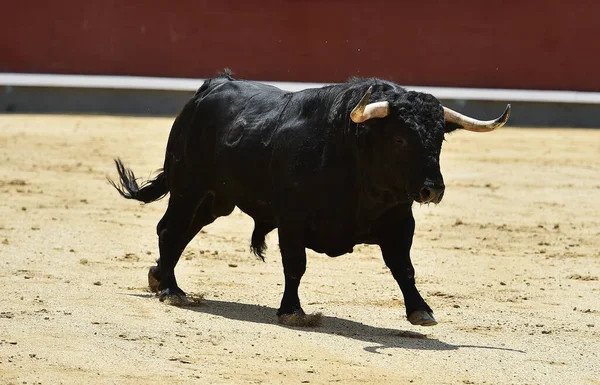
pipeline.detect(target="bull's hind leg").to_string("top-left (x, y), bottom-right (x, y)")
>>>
top-left (151, 192), bottom-right (218, 300)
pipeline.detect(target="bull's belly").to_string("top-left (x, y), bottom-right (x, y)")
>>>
top-left (305, 240), bottom-right (355, 257)
top-left (236, 205), bottom-right (361, 257)
top-left (304, 220), bottom-right (359, 257)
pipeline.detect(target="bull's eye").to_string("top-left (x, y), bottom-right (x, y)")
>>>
top-left (394, 136), bottom-right (407, 147)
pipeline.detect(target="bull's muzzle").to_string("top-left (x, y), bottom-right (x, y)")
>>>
top-left (418, 184), bottom-right (445, 204)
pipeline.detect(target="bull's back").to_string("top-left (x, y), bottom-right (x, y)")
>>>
top-left (190, 80), bottom-right (290, 204)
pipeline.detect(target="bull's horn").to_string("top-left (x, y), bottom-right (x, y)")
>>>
top-left (443, 104), bottom-right (511, 132)
top-left (350, 86), bottom-right (390, 123)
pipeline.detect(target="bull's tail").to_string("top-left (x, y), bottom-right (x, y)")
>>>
top-left (107, 158), bottom-right (168, 203)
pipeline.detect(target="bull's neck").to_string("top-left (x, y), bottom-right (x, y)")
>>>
top-left (351, 141), bottom-right (406, 224)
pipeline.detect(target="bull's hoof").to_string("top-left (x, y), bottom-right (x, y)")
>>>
top-left (158, 287), bottom-right (188, 306)
top-left (278, 311), bottom-right (323, 328)
top-left (148, 266), bottom-right (160, 293)
top-left (408, 310), bottom-right (438, 326)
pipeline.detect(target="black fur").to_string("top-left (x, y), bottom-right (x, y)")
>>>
top-left (250, 228), bottom-right (267, 261)
top-left (109, 69), bottom-right (503, 325)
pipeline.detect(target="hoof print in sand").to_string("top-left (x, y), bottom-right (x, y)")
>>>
top-left (278, 312), bottom-right (323, 327)
top-left (161, 294), bottom-right (204, 307)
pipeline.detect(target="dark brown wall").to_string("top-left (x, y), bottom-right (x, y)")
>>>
top-left (2, 1), bottom-right (599, 91)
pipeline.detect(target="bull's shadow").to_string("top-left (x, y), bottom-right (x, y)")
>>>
top-left (178, 297), bottom-right (524, 354)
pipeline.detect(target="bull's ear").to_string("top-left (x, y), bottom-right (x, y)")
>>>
top-left (444, 121), bottom-right (463, 133)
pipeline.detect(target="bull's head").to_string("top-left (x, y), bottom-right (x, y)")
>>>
top-left (350, 86), bottom-right (510, 204)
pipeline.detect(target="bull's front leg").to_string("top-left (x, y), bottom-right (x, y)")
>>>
top-left (276, 223), bottom-right (307, 317)
top-left (275, 222), bottom-right (323, 327)
top-left (377, 209), bottom-right (437, 326)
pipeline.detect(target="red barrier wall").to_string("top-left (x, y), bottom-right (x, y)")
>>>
top-left (2, 1), bottom-right (599, 91)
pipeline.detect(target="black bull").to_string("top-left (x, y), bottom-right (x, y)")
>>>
top-left (109, 71), bottom-right (510, 326)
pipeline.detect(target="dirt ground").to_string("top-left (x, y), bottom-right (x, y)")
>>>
top-left (0, 114), bottom-right (599, 385)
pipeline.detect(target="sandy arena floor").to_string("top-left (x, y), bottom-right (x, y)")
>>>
top-left (0, 115), bottom-right (599, 384)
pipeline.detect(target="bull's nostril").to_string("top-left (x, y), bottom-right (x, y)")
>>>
top-left (420, 187), bottom-right (432, 200)
top-left (419, 185), bottom-right (445, 203)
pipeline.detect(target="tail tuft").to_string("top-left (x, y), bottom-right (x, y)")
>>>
top-left (107, 158), bottom-right (168, 203)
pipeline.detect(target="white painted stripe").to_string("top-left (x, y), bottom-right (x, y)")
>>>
top-left (2, 73), bottom-right (600, 104)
